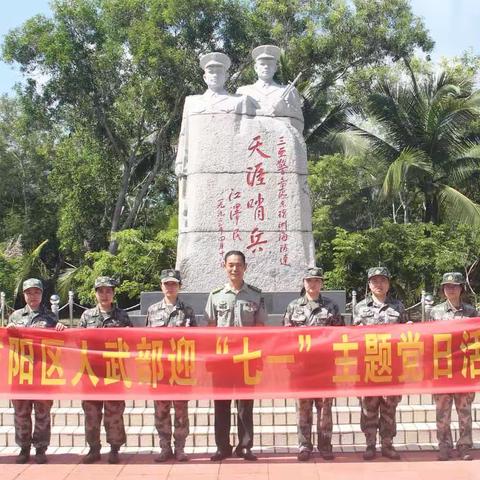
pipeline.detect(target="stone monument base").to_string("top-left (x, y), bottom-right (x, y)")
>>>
top-left (129, 290), bottom-right (347, 326)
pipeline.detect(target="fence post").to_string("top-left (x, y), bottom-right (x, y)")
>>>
top-left (0, 292), bottom-right (5, 327)
top-left (68, 290), bottom-right (74, 327)
top-left (421, 290), bottom-right (426, 322)
top-left (50, 294), bottom-right (60, 321)
top-left (351, 290), bottom-right (357, 317)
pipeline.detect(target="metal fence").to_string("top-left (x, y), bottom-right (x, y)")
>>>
top-left (0, 289), bottom-right (434, 327)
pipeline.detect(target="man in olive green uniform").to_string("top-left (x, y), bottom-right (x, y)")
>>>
top-left (429, 272), bottom-right (477, 461)
top-left (7, 278), bottom-right (66, 464)
top-left (284, 267), bottom-right (344, 461)
top-left (79, 276), bottom-right (132, 464)
top-left (353, 267), bottom-right (406, 461)
top-left (205, 250), bottom-right (267, 462)
top-left (146, 269), bottom-right (196, 462)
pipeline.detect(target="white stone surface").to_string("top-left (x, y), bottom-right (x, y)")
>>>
top-left (175, 108), bottom-right (315, 292)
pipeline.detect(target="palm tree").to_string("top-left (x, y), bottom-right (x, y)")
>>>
top-left (347, 68), bottom-right (480, 224)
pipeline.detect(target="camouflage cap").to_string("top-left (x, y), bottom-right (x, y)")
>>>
top-left (23, 278), bottom-right (43, 292)
top-left (367, 266), bottom-right (391, 280)
top-left (304, 267), bottom-right (324, 279)
top-left (441, 272), bottom-right (465, 285)
top-left (94, 276), bottom-right (118, 289)
top-left (160, 269), bottom-right (181, 283)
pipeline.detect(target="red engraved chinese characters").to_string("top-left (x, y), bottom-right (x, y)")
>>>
top-left (277, 136), bottom-right (289, 265)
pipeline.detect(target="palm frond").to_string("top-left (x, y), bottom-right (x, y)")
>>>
top-left (57, 266), bottom-right (78, 301)
top-left (441, 143), bottom-right (480, 183)
top-left (13, 239), bottom-right (49, 299)
top-left (324, 129), bottom-right (370, 157)
top-left (438, 185), bottom-right (480, 225)
top-left (346, 122), bottom-right (399, 163)
top-left (381, 148), bottom-right (432, 199)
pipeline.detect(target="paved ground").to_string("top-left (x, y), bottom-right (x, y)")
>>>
top-left (0, 450), bottom-right (478, 480)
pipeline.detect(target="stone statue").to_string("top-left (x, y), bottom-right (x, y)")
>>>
top-left (236, 45), bottom-right (304, 132)
top-left (175, 52), bottom-right (251, 178)
top-left (175, 48), bottom-right (314, 293)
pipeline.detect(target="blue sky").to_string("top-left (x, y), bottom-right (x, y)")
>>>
top-left (1, 0), bottom-right (479, 95)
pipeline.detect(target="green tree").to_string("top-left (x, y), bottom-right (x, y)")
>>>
top-left (347, 70), bottom-right (480, 224)
top-left (0, 95), bottom-right (57, 249)
top-left (2, 0), bottom-right (433, 257)
top-left (325, 222), bottom-right (480, 306)
top-left (60, 227), bottom-right (177, 306)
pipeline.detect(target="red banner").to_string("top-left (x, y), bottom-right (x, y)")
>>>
top-left (3, 319), bottom-right (480, 400)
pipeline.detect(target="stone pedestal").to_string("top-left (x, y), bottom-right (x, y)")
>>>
top-left (176, 109), bottom-right (315, 292)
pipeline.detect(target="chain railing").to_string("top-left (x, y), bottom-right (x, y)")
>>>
top-left (0, 289), bottom-right (437, 326)
top-left (0, 290), bottom-right (141, 328)
top-left (347, 289), bottom-right (434, 322)
top-left (0, 292), bottom-right (16, 327)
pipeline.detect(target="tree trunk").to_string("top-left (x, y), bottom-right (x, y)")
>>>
top-left (121, 144), bottom-right (168, 230)
top-left (108, 159), bottom-right (133, 254)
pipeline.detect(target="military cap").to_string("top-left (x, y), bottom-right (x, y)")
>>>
top-left (367, 266), bottom-right (391, 280)
top-left (94, 276), bottom-right (118, 289)
top-left (199, 52), bottom-right (231, 71)
top-left (441, 272), bottom-right (465, 285)
top-left (304, 267), bottom-right (324, 279)
top-left (23, 278), bottom-right (43, 292)
top-left (160, 269), bottom-right (181, 283)
top-left (252, 45), bottom-right (281, 61)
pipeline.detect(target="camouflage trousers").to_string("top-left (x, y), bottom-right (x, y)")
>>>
top-left (360, 395), bottom-right (401, 447)
top-left (154, 400), bottom-right (189, 449)
top-left (434, 393), bottom-right (475, 449)
top-left (82, 400), bottom-right (126, 450)
top-left (297, 398), bottom-right (333, 451)
top-left (12, 399), bottom-right (53, 449)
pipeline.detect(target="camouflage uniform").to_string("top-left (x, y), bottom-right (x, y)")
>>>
top-left (146, 297), bottom-right (196, 451)
top-left (353, 288), bottom-right (406, 450)
top-left (204, 282), bottom-right (267, 456)
top-left (9, 304), bottom-right (57, 451)
top-left (429, 291), bottom-right (478, 452)
top-left (79, 305), bottom-right (131, 451)
top-left (284, 289), bottom-right (344, 455)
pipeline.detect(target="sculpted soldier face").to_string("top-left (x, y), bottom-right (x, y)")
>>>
top-left (23, 287), bottom-right (42, 310)
top-left (254, 58), bottom-right (277, 82)
top-left (368, 275), bottom-right (390, 298)
top-left (95, 286), bottom-right (115, 310)
top-left (224, 254), bottom-right (247, 285)
top-left (203, 64), bottom-right (227, 91)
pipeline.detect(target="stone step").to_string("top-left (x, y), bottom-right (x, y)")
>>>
top-left (0, 394), bottom-right (455, 409)
top-left (2, 403), bottom-right (480, 428)
top-left (2, 394), bottom-right (478, 450)
top-left (0, 421), bottom-right (480, 449)
top-left (0, 443), bottom-right (463, 455)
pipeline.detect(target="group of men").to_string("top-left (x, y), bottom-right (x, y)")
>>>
top-left (6, 251), bottom-right (478, 464)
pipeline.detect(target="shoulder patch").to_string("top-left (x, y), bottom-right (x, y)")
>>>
top-left (247, 283), bottom-right (262, 293)
top-left (211, 286), bottom-right (224, 294)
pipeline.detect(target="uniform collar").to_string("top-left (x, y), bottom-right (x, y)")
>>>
top-left (223, 282), bottom-right (247, 294)
top-left (23, 304), bottom-right (44, 315)
top-left (93, 304), bottom-right (117, 316)
top-left (204, 89), bottom-right (228, 98)
top-left (300, 294), bottom-right (323, 306)
top-left (160, 298), bottom-right (182, 310)
top-left (366, 294), bottom-right (393, 307)
top-left (444, 300), bottom-right (464, 313)
top-left (255, 80), bottom-right (279, 89)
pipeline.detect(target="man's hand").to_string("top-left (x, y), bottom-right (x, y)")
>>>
top-left (55, 322), bottom-right (66, 331)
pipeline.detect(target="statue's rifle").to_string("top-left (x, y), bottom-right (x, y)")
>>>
top-left (280, 72), bottom-right (303, 99)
